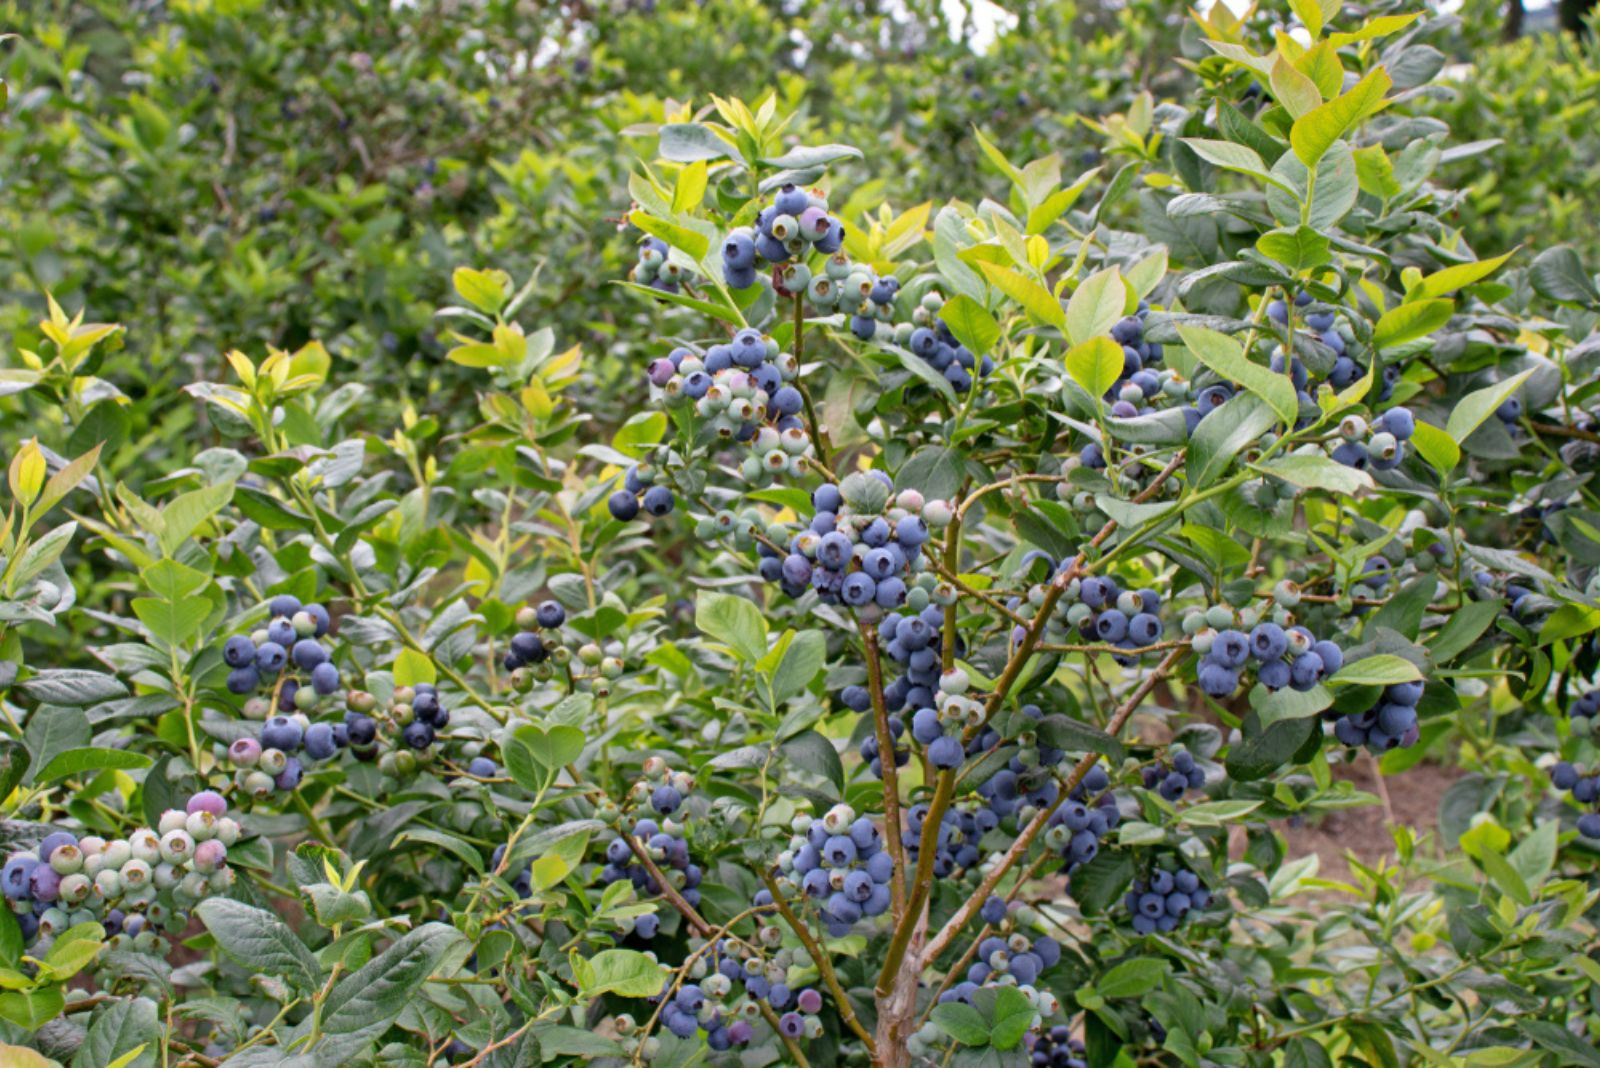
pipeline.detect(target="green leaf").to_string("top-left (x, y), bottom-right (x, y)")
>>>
top-left (1096, 956), bottom-right (1166, 999)
top-left (989, 986), bottom-right (1035, 1050)
top-left (158, 481), bottom-right (234, 556)
top-left (320, 923), bottom-right (469, 1038)
top-left (938, 294), bottom-right (1001, 356)
top-left (1257, 453), bottom-right (1373, 495)
top-left (195, 898), bottom-right (321, 993)
top-left (0, 987), bottom-right (64, 1030)
top-left (1371, 298), bottom-right (1453, 349)
top-left (659, 123), bottom-right (731, 163)
top-left (1411, 250), bottom-right (1517, 300)
top-left (1189, 393), bottom-right (1277, 488)
top-left (612, 411), bottom-right (667, 460)
top-left (1255, 226), bottom-right (1331, 271)
top-left (1528, 246), bottom-right (1600, 305)
top-left (451, 267), bottom-right (509, 314)
top-left (233, 486), bottom-right (313, 532)
top-left (1446, 370), bottom-right (1535, 444)
top-left (1521, 1021), bottom-right (1600, 1068)
top-left (19, 670), bottom-right (127, 707)
top-left (1329, 654), bottom-right (1423, 687)
top-left (1269, 53), bottom-right (1322, 119)
top-left (514, 723), bottom-right (585, 771)
top-left (1290, 66), bottom-right (1391, 166)
top-left (1178, 799), bottom-right (1264, 826)
top-left (1177, 324), bottom-right (1298, 426)
top-left (931, 1002), bottom-right (991, 1046)
top-left (34, 747), bottom-right (151, 784)
top-left (1539, 603), bottom-right (1600, 646)
top-left (694, 590), bottom-right (768, 664)
top-left (1065, 337), bottom-right (1125, 401)
top-left (1409, 420), bottom-right (1460, 472)
top-left (779, 729), bottom-right (844, 795)
top-left (976, 261), bottom-right (1065, 331)
top-left (1429, 601), bottom-right (1501, 661)
top-left (895, 446), bottom-right (966, 500)
top-left (1476, 845), bottom-right (1531, 906)
top-left (760, 143), bottom-right (862, 169)
top-left (576, 949), bottom-right (666, 998)
top-left (628, 211), bottom-right (710, 261)
top-left (72, 996), bottom-right (158, 1068)
top-left (1066, 266), bottom-right (1126, 346)
top-left (1182, 138), bottom-right (1298, 196)
top-left (392, 648), bottom-right (436, 687)
top-left (769, 630), bottom-right (826, 705)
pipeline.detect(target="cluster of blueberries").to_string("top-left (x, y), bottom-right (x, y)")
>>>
top-left (608, 463), bottom-right (677, 522)
top-left (631, 236), bottom-right (688, 294)
top-left (720, 183), bottom-right (843, 290)
top-left (773, 250), bottom-right (902, 342)
top-left (2, 792), bottom-right (238, 952)
top-left (766, 804), bottom-right (893, 936)
top-left (1024, 572), bottom-right (1167, 667)
top-left (967, 897), bottom-right (1063, 990)
top-left (1025, 1026), bottom-right (1089, 1068)
top-left (1267, 291), bottom-right (1401, 403)
top-left (846, 606), bottom-right (957, 778)
top-left (908, 666), bottom-right (991, 770)
top-left (1330, 407), bottom-right (1415, 473)
top-left (1102, 305), bottom-right (1165, 404)
top-left (902, 794), bottom-right (1005, 879)
top-left (1549, 761), bottom-right (1600, 839)
top-left (643, 973), bottom-right (828, 1049)
top-left (1330, 680), bottom-right (1423, 754)
top-left (1189, 618), bottom-right (1344, 699)
top-left (907, 299), bottom-right (996, 392)
top-left (1124, 862), bottom-right (1212, 935)
top-left (646, 329), bottom-right (806, 463)
top-left (1040, 762), bottom-right (1120, 882)
top-left (502, 599), bottom-right (567, 673)
top-left (600, 786), bottom-right (702, 938)
top-left (758, 473), bottom-right (950, 607)
top-left (1141, 749), bottom-right (1206, 802)
top-left (223, 594), bottom-right (340, 702)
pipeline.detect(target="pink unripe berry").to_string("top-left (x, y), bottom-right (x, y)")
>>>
top-left (187, 790), bottom-right (228, 817)
top-left (193, 839), bottom-right (228, 874)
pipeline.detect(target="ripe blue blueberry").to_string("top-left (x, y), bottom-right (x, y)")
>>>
top-left (223, 635), bottom-right (256, 668)
top-left (641, 486), bottom-right (675, 517)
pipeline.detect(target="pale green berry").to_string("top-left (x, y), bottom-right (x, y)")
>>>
top-left (159, 830), bottom-right (194, 865)
top-left (58, 873), bottom-right (92, 904)
top-left (120, 858), bottom-right (152, 889)
top-left (186, 811), bottom-right (217, 842)
top-left (128, 830), bottom-right (162, 865)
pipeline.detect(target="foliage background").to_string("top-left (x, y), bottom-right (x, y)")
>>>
top-left (0, 0), bottom-right (1599, 1064)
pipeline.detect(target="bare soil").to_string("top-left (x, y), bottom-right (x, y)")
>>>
top-left (1276, 758), bottom-right (1464, 884)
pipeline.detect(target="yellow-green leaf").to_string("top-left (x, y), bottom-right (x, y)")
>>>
top-left (452, 268), bottom-right (510, 315)
top-left (1290, 66), bottom-right (1392, 167)
top-left (1065, 337), bottom-right (1125, 401)
top-left (976, 261), bottom-right (1065, 332)
top-left (1411, 250), bottom-right (1517, 301)
top-left (1066, 266), bottom-right (1126, 346)
top-left (1371, 298), bottom-right (1453, 349)
top-left (1269, 52), bottom-right (1322, 120)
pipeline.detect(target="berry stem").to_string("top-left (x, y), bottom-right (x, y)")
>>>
top-left (792, 294), bottom-right (833, 470)
top-left (757, 872), bottom-right (878, 1057)
top-left (920, 644), bottom-right (1187, 966)
top-left (860, 619), bottom-right (907, 914)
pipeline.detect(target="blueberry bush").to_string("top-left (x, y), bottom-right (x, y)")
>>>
top-left (2, 2), bottom-right (1600, 1067)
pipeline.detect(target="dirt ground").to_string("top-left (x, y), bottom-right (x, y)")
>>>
top-left (1273, 758), bottom-right (1464, 884)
